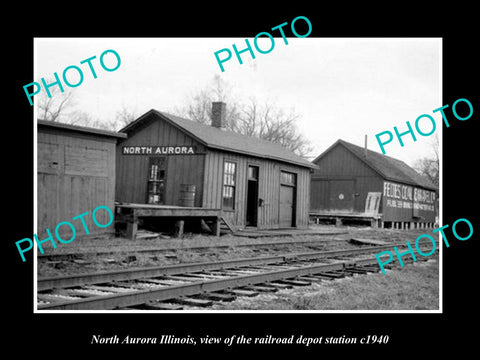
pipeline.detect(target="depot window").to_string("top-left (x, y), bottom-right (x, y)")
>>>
top-left (146, 157), bottom-right (166, 204)
top-left (223, 161), bottom-right (236, 210)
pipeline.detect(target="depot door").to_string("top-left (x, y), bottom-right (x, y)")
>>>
top-left (279, 171), bottom-right (296, 227)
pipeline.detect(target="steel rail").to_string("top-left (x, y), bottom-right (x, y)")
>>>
top-left (38, 258), bottom-right (378, 310)
top-left (38, 244), bottom-right (403, 291)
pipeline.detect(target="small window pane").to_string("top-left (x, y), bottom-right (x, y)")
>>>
top-left (223, 185), bottom-right (234, 209)
top-left (281, 171), bottom-right (296, 186)
top-left (223, 161), bottom-right (236, 209)
top-left (248, 166), bottom-right (258, 180)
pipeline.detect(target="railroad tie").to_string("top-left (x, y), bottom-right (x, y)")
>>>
top-left (345, 267), bottom-right (371, 275)
top-left (268, 282), bottom-right (293, 289)
top-left (357, 265), bottom-right (380, 272)
top-left (134, 302), bottom-right (184, 310)
top-left (171, 297), bottom-right (214, 307)
top-left (187, 272), bottom-right (225, 279)
top-left (227, 289), bottom-right (259, 297)
top-left (197, 292), bottom-right (236, 302)
top-left (85, 284), bottom-right (134, 293)
top-left (162, 275), bottom-right (200, 282)
top-left (315, 271), bottom-right (345, 279)
top-left (54, 289), bottom-right (92, 298)
top-left (242, 285), bottom-right (278, 293)
top-left (276, 279), bottom-right (311, 286)
top-left (37, 293), bottom-right (77, 303)
top-left (296, 275), bottom-right (327, 282)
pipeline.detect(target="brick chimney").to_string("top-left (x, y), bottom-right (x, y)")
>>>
top-left (211, 102), bottom-right (226, 129)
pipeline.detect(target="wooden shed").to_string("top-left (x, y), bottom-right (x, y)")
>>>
top-left (37, 120), bottom-right (126, 237)
top-left (116, 102), bottom-right (316, 233)
top-left (310, 139), bottom-right (438, 229)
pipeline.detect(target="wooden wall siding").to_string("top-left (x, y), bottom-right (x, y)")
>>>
top-left (203, 149), bottom-right (310, 229)
top-left (310, 179), bottom-right (328, 212)
top-left (311, 145), bottom-right (383, 213)
top-left (65, 145), bottom-right (108, 177)
top-left (116, 115), bottom-right (206, 206)
top-left (37, 129), bottom-right (117, 237)
top-left (311, 177), bottom-right (383, 213)
top-left (313, 144), bottom-right (378, 177)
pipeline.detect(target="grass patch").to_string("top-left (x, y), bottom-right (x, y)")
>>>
top-left (211, 259), bottom-right (439, 311)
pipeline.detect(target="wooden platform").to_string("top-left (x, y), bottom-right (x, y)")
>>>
top-left (115, 203), bottom-right (223, 240)
top-left (310, 211), bottom-right (382, 227)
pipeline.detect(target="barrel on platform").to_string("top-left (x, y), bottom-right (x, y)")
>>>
top-left (179, 184), bottom-right (196, 207)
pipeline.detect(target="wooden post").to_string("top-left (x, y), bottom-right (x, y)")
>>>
top-left (212, 217), bottom-right (221, 237)
top-left (126, 222), bottom-right (138, 240)
top-left (126, 211), bottom-right (138, 240)
top-left (174, 220), bottom-right (185, 238)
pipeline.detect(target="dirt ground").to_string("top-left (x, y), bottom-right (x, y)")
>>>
top-left (37, 224), bottom-right (437, 277)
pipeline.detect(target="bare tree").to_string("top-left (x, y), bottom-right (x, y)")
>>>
top-left (178, 75), bottom-right (242, 131)
top-left (66, 110), bottom-right (118, 131)
top-left (235, 98), bottom-right (312, 157)
top-left (115, 104), bottom-right (138, 129)
top-left (413, 133), bottom-right (440, 187)
top-left (37, 80), bottom-right (75, 122)
top-left (175, 76), bottom-right (313, 158)
top-left (37, 78), bottom-right (137, 131)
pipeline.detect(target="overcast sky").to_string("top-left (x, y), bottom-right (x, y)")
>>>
top-left (35, 37), bottom-right (441, 166)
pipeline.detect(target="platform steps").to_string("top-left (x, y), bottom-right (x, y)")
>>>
top-left (202, 216), bottom-right (236, 235)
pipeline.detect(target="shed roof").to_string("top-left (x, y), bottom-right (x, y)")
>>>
top-left (121, 109), bottom-right (316, 169)
top-left (313, 139), bottom-right (438, 190)
top-left (38, 119), bottom-right (127, 139)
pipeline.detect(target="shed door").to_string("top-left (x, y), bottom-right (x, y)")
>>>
top-left (279, 171), bottom-right (296, 228)
top-left (329, 180), bottom-right (355, 212)
top-left (246, 166), bottom-right (259, 226)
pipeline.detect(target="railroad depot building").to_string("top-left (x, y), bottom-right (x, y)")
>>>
top-left (310, 139), bottom-right (438, 228)
top-left (37, 120), bottom-right (126, 238)
top-left (115, 102), bottom-right (316, 234)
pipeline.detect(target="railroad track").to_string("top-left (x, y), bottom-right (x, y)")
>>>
top-left (37, 244), bottom-right (431, 310)
top-left (37, 236), bottom-right (349, 261)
